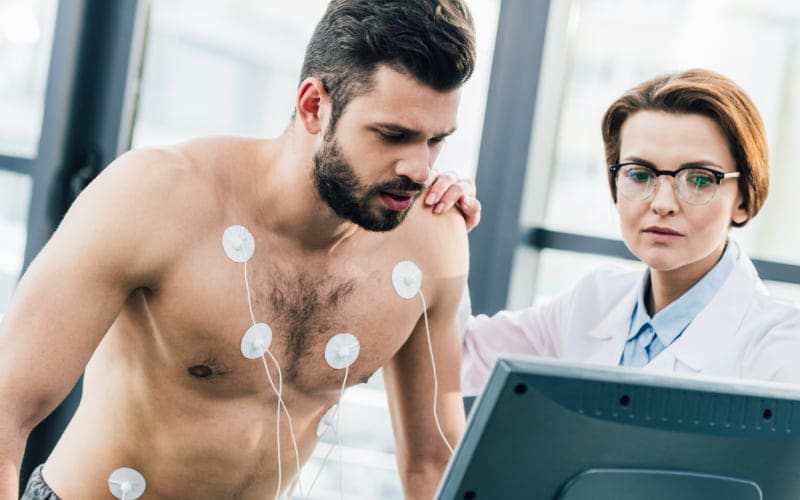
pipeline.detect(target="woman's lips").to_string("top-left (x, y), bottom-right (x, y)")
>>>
top-left (642, 225), bottom-right (684, 243)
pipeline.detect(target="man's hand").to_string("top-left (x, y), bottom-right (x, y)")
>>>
top-left (424, 171), bottom-right (481, 231)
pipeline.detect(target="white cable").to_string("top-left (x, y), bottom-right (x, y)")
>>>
top-left (244, 260), bottom-right (257, 325)
top-left (267, 348), bottom-right (303, 498)
top-left (306, 426), bottom-right (337, 495)
top-left (305, 365), bottom-right (349, 499)
top-left (243, 261), bottom-right (303, 498)
top-left (261, 354), bottom-right (283, 500)
top-left (419, 290), bottom-right (454, 456)
top-left (337, 365), bottom-right (349, 500)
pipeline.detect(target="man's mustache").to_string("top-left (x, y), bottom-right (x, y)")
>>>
top-left (374, 176), bottom-right (426, 194)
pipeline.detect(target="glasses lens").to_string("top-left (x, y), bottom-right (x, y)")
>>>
top-left (617, 164), bottom-right (655, 201)
top-left (676, 168), bottom-right (717, 205)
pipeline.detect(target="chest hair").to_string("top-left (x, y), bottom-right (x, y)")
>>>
top-left (256, 265), bottom-right (357, 378)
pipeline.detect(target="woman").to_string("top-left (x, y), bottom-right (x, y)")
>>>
top-left (430, 69), bottom-right (800, 395)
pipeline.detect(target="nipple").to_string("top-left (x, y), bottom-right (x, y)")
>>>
top-left (108, 467), bottom-right (146, 499)
top-left (240, 322), bottom-right (273, 359)
top-left (392, 260), bottom-right (422, 299)
top-left (324, 333), bottom-right (360, 369)
top-left (222, 224), bottom-right (256, 263)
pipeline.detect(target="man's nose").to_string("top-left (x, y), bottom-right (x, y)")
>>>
top-left (395, 145), bottom-right (431, 185)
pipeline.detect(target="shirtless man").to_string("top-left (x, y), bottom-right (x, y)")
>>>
top-left (0, 1), bottom-right (476, 498)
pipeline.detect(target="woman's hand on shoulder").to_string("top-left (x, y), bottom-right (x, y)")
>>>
top-left (424, 170), bottom-right (481, 232)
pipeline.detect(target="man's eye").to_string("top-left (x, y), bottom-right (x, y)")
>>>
top-left (428, 137), bottom-right (446, 146)
top-left (381, 133), bottom-right (406, 143)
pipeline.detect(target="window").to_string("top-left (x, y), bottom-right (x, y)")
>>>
top-left (0, 170), bottom-right (32, 316)
top-left (0, 0), bottom-right (57, 158)
top-left (0, 0), bottom-right (58, 315)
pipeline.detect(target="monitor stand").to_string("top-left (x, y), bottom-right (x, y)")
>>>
top-left (557, 468), bottom-right (762, 500)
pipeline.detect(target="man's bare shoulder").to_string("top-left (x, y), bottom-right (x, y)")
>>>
top-left (399, 199), bottom-right (470, 278)
top-left (88, 145), bottom-right (212, 220)
top-left (95, 135), bottom-right (265, 216)
top-left (170, 135), bottom-right (264, 168)
top-left (52, 142), bottom-right (236, 285)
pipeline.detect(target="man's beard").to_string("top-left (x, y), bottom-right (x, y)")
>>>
top-left (313, 135), bottom-right (424, 232)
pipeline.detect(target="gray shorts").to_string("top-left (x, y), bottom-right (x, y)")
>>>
top-left (21, 464), bottom-right (61, 500)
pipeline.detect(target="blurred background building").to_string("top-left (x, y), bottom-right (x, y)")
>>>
top-left (1, 0), bottom-right (799, 498)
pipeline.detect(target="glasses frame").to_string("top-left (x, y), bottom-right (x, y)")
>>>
top-left (609, 161), bottom-right (741, 206)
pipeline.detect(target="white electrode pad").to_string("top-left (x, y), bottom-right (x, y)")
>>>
top-left (392, 260), bottom-right (422, 299)
top-left (240, 322), bottom-right (273, 359)
top-left (324, 333), bottom-right (360, 369)
top-left (222, 224), bottom-right (256, 263)
top-left (316, 405), bottom-right (338, 437)
top-left (108, 467), bottom-right (146, 500)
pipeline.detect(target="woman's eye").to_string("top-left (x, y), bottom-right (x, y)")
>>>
top-left (686, 171), bottom-right (715, 188)
top-left (626, 169), bottom-right (653, 183)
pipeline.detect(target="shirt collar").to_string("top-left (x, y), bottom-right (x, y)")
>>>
top-left (627, 241), bottom-right (739, 347)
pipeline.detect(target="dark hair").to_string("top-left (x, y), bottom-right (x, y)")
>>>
top-left (602, 69), bottom-right (769, 227)
top-left (300, 0), bottom-right (476, 129)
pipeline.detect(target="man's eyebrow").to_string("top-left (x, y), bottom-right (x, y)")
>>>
top-left (372, 123), bottom-right (456, 139)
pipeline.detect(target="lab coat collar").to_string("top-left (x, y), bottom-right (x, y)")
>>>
top-left (651, 243), bottom-right (761, 372)
top-left (583, 240), bottom-right (761, 372)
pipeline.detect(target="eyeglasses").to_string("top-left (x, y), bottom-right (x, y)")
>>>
top-left (609, 162), bottom-right (740, 206)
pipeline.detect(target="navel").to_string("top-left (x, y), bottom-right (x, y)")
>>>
top-left (188, 364), bottom-right (213, 378)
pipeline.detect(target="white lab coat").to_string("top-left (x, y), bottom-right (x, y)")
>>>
top-left (461, 240), bottom-right (800, 396)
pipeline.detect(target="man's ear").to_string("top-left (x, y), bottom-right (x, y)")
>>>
top-left (296, 77), bottom-right (329, 135)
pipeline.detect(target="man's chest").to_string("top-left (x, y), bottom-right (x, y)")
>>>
top-left (140, 244), bottom-right (431, 394)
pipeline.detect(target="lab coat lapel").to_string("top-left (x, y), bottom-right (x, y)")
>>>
top-left (582, 283), bottom-right (639, 364)
top-left (646, 250), bottom-right (759, 374)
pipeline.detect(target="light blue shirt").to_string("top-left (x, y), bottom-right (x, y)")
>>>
top-left (620, 242), bottom-right (738, 367)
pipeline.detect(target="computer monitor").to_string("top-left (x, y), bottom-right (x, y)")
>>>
top-left (437, 356), bottom-right (800, 500)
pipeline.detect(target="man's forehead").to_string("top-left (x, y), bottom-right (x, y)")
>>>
top-left (346, 67), bottom-right (461, 134)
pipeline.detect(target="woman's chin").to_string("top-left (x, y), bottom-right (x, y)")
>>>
top-left (632, 247), bottom-right (685, 273)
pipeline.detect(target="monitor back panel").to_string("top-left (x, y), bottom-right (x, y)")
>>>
top-left (438, 357), bottom-right (800, 500)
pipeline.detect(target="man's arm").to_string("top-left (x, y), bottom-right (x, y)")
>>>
top-left (383, 210), bottom-right (469, 499)
top-left (0, 149), bottom-right (185, 496)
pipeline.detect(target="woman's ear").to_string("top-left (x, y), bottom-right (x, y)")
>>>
top-left (731, 196), bottom-right (748, 225)
top-left (296, 77), bottom-right (329, 135)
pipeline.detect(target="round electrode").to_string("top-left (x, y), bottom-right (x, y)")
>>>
top-left (324, 333), bottom-right (360, 370)
top-left (392, 260), bottom-right (422, 299)
top-left (108, 467), bottom-right (146, 500)
top-left (222, 225), bottom-right (256, 263)
top-left (316, 405), bottom-right (338, 437)
top-left (241, 323), bottom-right (273, 359)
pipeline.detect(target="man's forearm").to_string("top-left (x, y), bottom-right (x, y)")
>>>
top-left (0, 420), bottom-right (27, 499)
top-left (401, 459), bottom-right (449, 500)
top-left (0, 457), bottom-right (22, 499)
